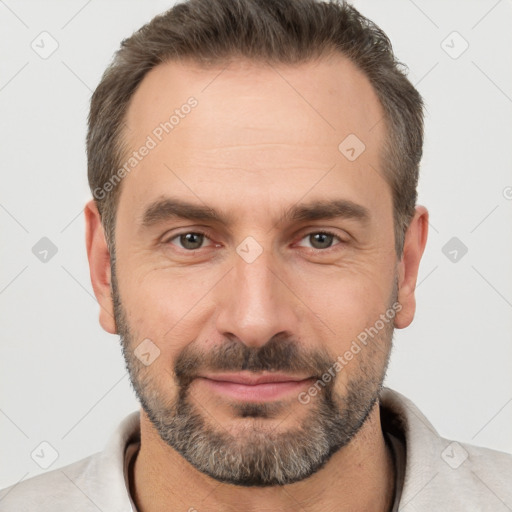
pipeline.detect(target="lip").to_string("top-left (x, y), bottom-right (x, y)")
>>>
top-left (200, 371), bottom-right (312, 385)
top-left (196, 372), bottom-right (315, 402)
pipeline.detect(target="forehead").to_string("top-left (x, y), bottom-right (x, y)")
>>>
top-left (118, 54), bottom-right (389, 223)
top-left (124, 53), bottom-right (385, 148)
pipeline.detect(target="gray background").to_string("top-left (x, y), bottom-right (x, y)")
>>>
top-left (1, 0), bottom-right (511, 490)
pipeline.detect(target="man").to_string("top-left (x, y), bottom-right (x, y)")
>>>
top-left (1, 0), bottom-right (511, 510)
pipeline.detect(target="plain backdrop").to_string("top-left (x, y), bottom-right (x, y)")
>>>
top-left (1, 0), bottom-right (511, 490)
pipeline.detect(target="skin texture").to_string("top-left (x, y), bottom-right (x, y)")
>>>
top-left (85, 54), bottom-right (428, 511)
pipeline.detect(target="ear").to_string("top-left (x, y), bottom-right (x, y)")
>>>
top-left (394, 205), bottom-right (429, 329)
top-left (85, 199), bottom-right (117, 334)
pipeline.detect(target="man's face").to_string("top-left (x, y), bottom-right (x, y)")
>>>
top-left (111, 55), bottom-right (399, 486)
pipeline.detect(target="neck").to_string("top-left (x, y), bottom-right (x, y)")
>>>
top-left (129, 401), bottom-right (395, 512)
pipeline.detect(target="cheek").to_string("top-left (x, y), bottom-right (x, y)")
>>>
top-left (120, 268), bottom-right (219, 358)
top-left (290, 265), bottom-right (391, 342)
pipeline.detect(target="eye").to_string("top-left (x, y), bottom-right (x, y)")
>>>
top-left (297, 231), bottom-right (343, 250)
top-left (167, 231), bottom-right (212, 250)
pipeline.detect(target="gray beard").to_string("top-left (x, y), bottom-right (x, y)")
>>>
top-left (112, 260), bottom-right (394, 487)
top-left (138, 368), bottom-right (382, 486)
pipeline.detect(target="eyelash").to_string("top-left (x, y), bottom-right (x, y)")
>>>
top-left (164, 229), bottom-right (345, 252)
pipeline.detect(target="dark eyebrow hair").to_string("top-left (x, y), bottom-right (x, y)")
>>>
top-left (139, 197), bottom-right (370, 230)
top-left (285, 199), bottom-right (370, 224)
top-left (140, 198), bottom-right (227, 229)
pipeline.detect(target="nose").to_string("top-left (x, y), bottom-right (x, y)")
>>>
top-left (214, 245), bottom-right (298, 348)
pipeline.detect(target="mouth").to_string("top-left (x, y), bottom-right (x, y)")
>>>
top-left (195, 372), bottom-right (316, 402)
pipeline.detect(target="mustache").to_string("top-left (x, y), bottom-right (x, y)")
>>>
top-left (173, 333), bottom-right (334, 387)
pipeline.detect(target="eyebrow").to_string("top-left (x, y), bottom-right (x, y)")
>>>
top-left (139, 197), bottom-right (370, 230)
top-left (140, 198), bottom-right (225, 229)
top-left (285, 199), bottom-right (370, 224)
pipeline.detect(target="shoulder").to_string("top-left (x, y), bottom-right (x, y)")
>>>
top-left (0, 410), bottom-right (140, 512)
top-left (433, 440), bottom-right (512, 505)
top-left (0, 454), bottom-right (102, 512)
top-left (409, 439), bottom-right (512, 510)
top-left (380, 387), bottom-right (512, 510)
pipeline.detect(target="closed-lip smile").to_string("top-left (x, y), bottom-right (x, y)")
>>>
top-left (195, 372), bottom-right (315, 402)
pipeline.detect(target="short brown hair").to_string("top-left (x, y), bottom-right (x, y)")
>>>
top-left (87, 0), bottom-right (424, 257)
